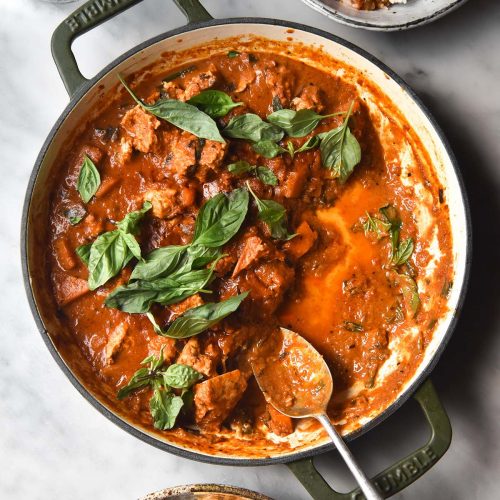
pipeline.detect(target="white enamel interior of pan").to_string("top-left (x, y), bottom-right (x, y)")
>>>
top-left (31, 23), bottom-right (468, 458)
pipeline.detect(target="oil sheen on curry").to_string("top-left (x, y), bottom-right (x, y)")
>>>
top-left (46, 40), bottom-right (453, 456)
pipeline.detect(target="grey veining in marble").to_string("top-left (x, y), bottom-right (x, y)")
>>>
top-left (0, 0), bottom-right (499, 499)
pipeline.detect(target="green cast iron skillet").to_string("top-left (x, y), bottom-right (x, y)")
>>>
top-left (21, 1), bottom-right (472, 498)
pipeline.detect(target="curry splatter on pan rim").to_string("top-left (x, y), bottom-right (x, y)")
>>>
top-left (21, 1), bottom-right (471, 496)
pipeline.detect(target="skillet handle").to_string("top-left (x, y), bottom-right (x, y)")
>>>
top-left (51, 0), bottom-right (212, 97)
top-left (287, 379), bottom-right (451, 499)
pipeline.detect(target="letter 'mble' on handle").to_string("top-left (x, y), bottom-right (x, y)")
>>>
top-left (288, 379), bottom-right (452, 499)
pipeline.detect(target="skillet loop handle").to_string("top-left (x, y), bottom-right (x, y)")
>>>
top-left (287, 379), bottom-right (451, 499)
top-left (51, 0), bottom-right (212, 98)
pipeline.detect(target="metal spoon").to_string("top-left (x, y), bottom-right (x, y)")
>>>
top-left (251, 327), bottom-right (382, 500)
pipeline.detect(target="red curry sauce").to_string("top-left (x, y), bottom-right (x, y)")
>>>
top-left (45, 45), bottom-right (453, 455)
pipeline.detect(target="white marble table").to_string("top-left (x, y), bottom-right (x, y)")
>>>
top-left (1, 0), bottom-right (499, 498)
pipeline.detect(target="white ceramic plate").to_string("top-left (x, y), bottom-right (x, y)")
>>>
top-left (301, 0), bottom-right (469, 31)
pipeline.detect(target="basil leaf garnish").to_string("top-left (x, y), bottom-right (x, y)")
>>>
top-left (188, 90), bottom-right (242, 118)
top-left (117, 346), bottom-right (202, 430)
top-left (227, 160), bottom-right (255, 175)
top-left (247, 184), bottom-right (294, 240)
top-left (105, 266), bottom-right (215, 313)
top-left (392, 238), bottom-right (414, 266)
top-left (252, 140), bottom-right (286, 159)
top-left (130, 245), bottom-right (188, 281)
top-left (267, 109), bottom-right (345, 138)
top-left (227, 161), bottom-right (277, 186)
top-left (77, 155), bottom-right (101, 203)
top-left (379, 205), bottom-right (402, 256)
top-left (319, 102), bottom-right (361, 183)
top-left (79, 202), bottom-right (151, 290)
top-left (150, 384), bottom-right (185, 430)
top-left (223, 113), bottom-right (284, 143)
top-left (192, 188), bottom-right (249, 247)
top-left (148, 292), bottom-right (249, 339)
top-left (75, 242), bottom-right (92, 266)
top-left (398, 273), bottom-right (420, 316)
top-left (227, 50), bottom-right (240, 58)
top-left (119, 75), bottom-right (225, 143)
top-left (256, 166), bottom-right (278, 186)
top-left (163, 364), bottom-right (203, 389)
top-left (362, 212), bottom-right (391, 239)
top-left (295, 134), bottom-right (322, 154)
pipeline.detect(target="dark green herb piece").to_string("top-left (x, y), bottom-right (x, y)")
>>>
top-left (343, 321), bottom-right (364, 332)
top-left (192, 188), bottom-right (249, 248)
top-left (77, 155), bottom-right (101, 204)
top-left (105, 266), bottom-right (215, 313)
top-left (256, 166), bottom-right (278, 186)
top-left (247, 183), bottom-right (294, 240)
top-left (272, 95), bottom-right (283, 111)
top-left (150, 383), bottom-right (185, 430)
top-left (187, 90), bottom-right (243, 118)
top-left (119, 75), bottom-right (224, 143)
top-left (267, 108), bottom-right (345, 138)
top-left (227, 161), bottom-right (277, 185)
top-left (130, 245), bottom-right (188, 281)
top-left (117, 347), bottom-right (201, 430)
top-left (398, 273), bottom-right (420, 317)
top-left (162, 65), bottom-right (196, 83)
top-left (379, 205), bottom-right (402, 256)
top-left (362, 212), bottom-right (391, 239)
top-left (227, 50), bottom-right (240, 58)
top-left (227, 160), bottom-right (255, 175)
top-left (319, 102), bottom-right (361, 183)
top-left (163, 363), bottom-right (203, 389)
top-left (148, 292), bottom-right (249, 339)
top-left (294, 135), bottom-right (322, 154)
top-left (252, 140), bottom-right (286, 159)
top-left (392, 238), bottom-right (414, 266)
top-left (79, 202), bottom-right (151, 290)
top-left (223, 113), bottom-right (284, 143)
top-left (75, 243), bottom-right (92, 266)
top-left (441, 280), bottom-right (453, 298)
top-left (69, 215), bottom-right (84, 225)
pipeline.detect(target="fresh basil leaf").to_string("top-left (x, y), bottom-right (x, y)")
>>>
top-left (163, 364), bottom-right (202, 389)
top-left (227, 160), bottom-right (255, 175)
top-left (295, 134), bottom-right (321, 154)
top-left (152, 292), bottom-right (249, 339)
top-left (192, 188), bottom-right (249, 248)
top-left (247, 184), bottom-right (293, 240)
top-left (319, 103), bottom-right (361, 183)
top-left (223, 113), bottom-right (284, 143)
top-left (362, 212), bottom-right (391, 239)
top-left (186, 245), bottom-right (221, 268)
top-left (398, 273), bottom-right (420, 316)
top-left (227, 50), bottom-right (240, 58)
top-left (77, 155), bottom-right (101, 203)
top-left (392, 238), bottom-right (414, 266)
top-left (162, 65), bottom-right (196, 83)
top-left (86, 230), bottom-right (130, 290)
top-left (105, 267), bottom-right (214, 313)
top-left (119, 75), bottom-right (225, 143)
top-left (116, 201), bottom-right (152, 234)
top-left (150, 384), bottom-right (184, 430)
top-left (252, 140), bottom-right (286, 159)
top-left (343, 321), bottom-right (364, 332)
top-left (188, 90), bottom-right (242, 118)
top-left (83, 203), bottom-right (150, 290)
top-left (69, 216), bottom-right (83, 225)
top-left (66, 207), bottom-right (86, 226)
top-left (117, 367), bottom-right (151, 400)
top-left (75, 243), bottom-right (92, 266)
top-left (256, 166), bottom-right (278, 186)
top-left (379, 205), bottom-right (402, 256)
top-left (268, 109), bottom-right (344, 138)
top-left (130, 245), bottom-right (188, 281)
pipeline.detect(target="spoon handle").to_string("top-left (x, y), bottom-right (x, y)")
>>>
top-left (316, 413), bottom-right (383, 500)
